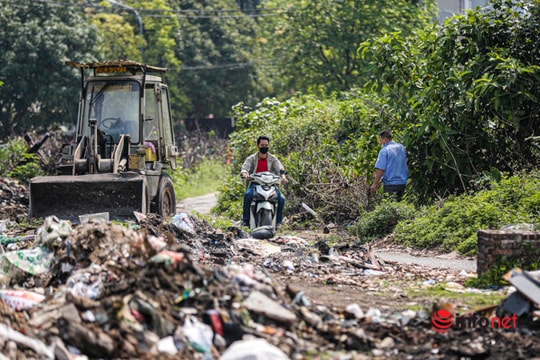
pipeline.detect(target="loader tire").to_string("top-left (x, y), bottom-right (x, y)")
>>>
top-left (154, 176), bottom-right (176, 219)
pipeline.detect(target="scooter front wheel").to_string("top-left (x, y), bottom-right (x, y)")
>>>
top-left (258, 208), bottom-right (273, 227)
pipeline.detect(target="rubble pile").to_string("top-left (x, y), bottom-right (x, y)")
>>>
top-left (0, 177), bottom-right (29, 223)
top-left (0, 212), bottom-right (539, 359)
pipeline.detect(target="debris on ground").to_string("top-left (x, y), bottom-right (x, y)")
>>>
top-left (0, 205), bottom-right (538, 359)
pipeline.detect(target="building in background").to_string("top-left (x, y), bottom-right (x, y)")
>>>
top-left (438, 0), bottom-right (489, 22)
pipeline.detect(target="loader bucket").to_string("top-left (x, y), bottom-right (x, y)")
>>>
top-left (30, 172), bottom-right (146, 223)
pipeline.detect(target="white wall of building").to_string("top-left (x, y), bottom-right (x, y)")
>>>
top-left (438, 0), bottom-right (489, 22)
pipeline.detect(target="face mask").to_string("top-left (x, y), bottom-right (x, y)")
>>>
top-left (259, 147), bottom-right (269, 154)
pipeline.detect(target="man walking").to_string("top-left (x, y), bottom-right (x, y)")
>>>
top-left (370, 130), bottom-right (408, 201)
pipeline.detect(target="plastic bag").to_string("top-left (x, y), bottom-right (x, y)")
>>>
top-left (220, 338), bottom-right (289, 360)
top-left (250, 225), bottom-right (274, 239)
top-left (171, 213), bottom-right (196, 234)
top-left (0, 290), bottom-right (45, 311)
top-left (0, 246), bottom-right (55, 286)
top-left (183, 315), bottom-right (213, 353)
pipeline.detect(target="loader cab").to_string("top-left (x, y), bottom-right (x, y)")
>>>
top-left (143, 83), bottom-right (176, 169)
top-left (61, 61), bottom-right (178, 175)
top-left (81, 79), bottom-right (141, 145)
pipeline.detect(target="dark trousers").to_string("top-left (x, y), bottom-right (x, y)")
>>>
top-left (383, 184), bottom-right (406, 202)
top-left (243, 184), bottom-right (285, 225)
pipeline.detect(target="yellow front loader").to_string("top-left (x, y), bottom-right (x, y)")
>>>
top-left (29, 60), bottom-right (179, 223)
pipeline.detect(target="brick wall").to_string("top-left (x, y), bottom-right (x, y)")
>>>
top-left (477, 230), bottom-right (540, 276)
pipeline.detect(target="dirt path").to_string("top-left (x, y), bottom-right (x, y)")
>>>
top-left (178, 193), bottom-right (477, 273)
top-left (177, 193), bottom-right (492, 316)
top-left (176, 192), bottom-right (219, 215)
top-left (374, 251), bottom-right (476, 272)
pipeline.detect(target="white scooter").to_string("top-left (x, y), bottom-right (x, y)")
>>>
top-left (248, 172), bottom-right (282, 231)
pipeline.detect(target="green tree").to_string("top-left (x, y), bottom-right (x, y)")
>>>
top-left (170, 0), bottom-right (267, 119)
top-left (259, 0), bottom-right (438, 95)
top-left (87, 1), bottom-right (144, 61)
top-left (0, 0), bottom-right (99, 138)
top-left (127, 0), bottom-right (180, 68)
top-left (361, 0), bottom-right (540, 202)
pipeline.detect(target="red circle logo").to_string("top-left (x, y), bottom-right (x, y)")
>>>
top-left (431, 309), bottom-right (454, 332)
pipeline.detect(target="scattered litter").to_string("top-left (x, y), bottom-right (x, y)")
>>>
top-left (0, 290), bottom-right (45, 311)
top-left (234, 238), bottom-right (281, 257)
top-left (364, 269), bottom-right (385, 276)
top-left (250, 225), bottom-right (275, 239)
top-left (220, 338), bottom-right (289, 360)
top-left (503, 268), bottom-right (540, 305)
top-left (171, 213), bottom-right (196, 234)
top-left (0, 181), bottom-right (538, 358)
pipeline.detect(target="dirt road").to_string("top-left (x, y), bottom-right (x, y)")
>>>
top-left (178, 193), bottom-right (477, 273)
top-left (177, 192), bottom-right (219, 215)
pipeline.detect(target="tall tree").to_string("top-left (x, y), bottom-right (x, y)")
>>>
top-left (0, 0), bottom-right (99, 137)
top-left (170, 0), bottom-right (267, 119)
top-left (259, 0), bottom-right (438, 95)
top-left (361, 0), bottom-right (540, 202)
top-left (127, 0), bottom-right (180, 68)
top-left (87, 1), bottom-right (144, 61)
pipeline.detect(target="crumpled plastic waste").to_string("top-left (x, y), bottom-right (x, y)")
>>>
top-left (234, 239), bottom-right (281, 257)
top-left (149, 250), bottom-right (185, 270)
top-left (0, 246), bottom-right (54, 286)
top-left (345, 303), bottom-right (364, 319)
top-left (220, 338), bottom-right (289, 360)
top-left (0, 216), bottom-right (70, 285)
top-left (250, 225), bottom-right (274, 240)
top-left (282, 260), bottom-right (294, 274)
top-left (0, 234), bottom-right (35, 247)
top-left (0, 289), bottom-right (45, 311)
top-left (66, 264), bottom-right (113, 300)
top-left (183, 315), bottom-right (214, 354)
top-left (171, 213), bottom-right (196, 234)
top-left (36, 216), bottom-right (73, 248)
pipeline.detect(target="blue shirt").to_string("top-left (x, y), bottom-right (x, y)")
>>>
top-left (374, 141), bottom-right (408, 185)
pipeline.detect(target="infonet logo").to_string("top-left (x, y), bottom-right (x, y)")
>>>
top-left (431, 309), bottom-right (518, 332)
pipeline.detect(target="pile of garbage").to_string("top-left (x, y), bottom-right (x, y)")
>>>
top-left (0, 177), bottom-right (29, 223)
top-left (1, 210), bottom-right (540, 359)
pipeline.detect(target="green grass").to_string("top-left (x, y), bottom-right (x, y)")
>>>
top-left (406, 283), bottom-right (506, 311)
top-left (171, 159), bottom-right (230, 200)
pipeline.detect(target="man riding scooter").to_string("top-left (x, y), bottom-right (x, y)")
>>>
top-left (240, 135), bottom-right (288, 228)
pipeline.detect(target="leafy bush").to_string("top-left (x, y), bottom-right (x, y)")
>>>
top-left (348, 199), bottom-right (417, 241)
top-left (394, 172), bottom-right (540, 255)
top-left (361, 0), bottom-right (540, 204)
top-left (216, 95), bottom-right (387, 224)
top-left (0, 138), bottom-right (44, 182)
top-left (171, 158), bottom-right (230, 200)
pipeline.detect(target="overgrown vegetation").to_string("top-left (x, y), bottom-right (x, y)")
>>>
top-left (348, 200), bottom-right (417, 242)
top-left (0, 138), bottom-right (44, 182)
top-left (361, 0), bottom-right (540, 203)
top-left (466, 255), bottom-right (540, 288)
top-left (215, 95), bottom-right (379, 224)
top-left (394, 173), bottom-right (540, 256)
top-left (215, 1), bottom-right (540, 271)
top-left (172, 159), bottom-right (229, 200)
top-left (171, 132), bottom-right (229, 200)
